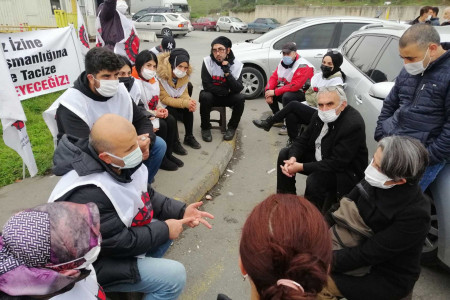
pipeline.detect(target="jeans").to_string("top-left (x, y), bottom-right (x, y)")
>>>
top-left (105, 240), bottom-right (186, 300)
top-left (419, 162), bottom-right (446, 191)
top-left (143, 136), bottom-right (166, 183)
top-left (199, 91), bottom-right (245, 130)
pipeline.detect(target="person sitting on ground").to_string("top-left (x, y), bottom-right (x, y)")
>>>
top-left (158, 48), bottom-right (202, 153)
top-left (410, 6), bottom-right (433, 25)
top-left (219, 194), bottom-right (332, 300)
top-left (0, 202), bottom-right (103, 299)
top-left (127, 51), bottom-right (184, 171)
top-left (43, 47), bottom-right (166, 185)
top-left (150, 35), bottom-right (176, 56)
top-left (48, 114), bottom-right (214, 299)
top-left (200, 36), bottom-right (245, 142)
top-left (441, 7), bottom-right (450, 25)
top-left (264, 42), bottom-right (314, 134)
top-left (430, 7), bottom-right (440, 26)
top-left (319, 136), bottom-right (431, 300)
top-left (253, 50), bottom-right (345, 144)
top-left (277, 86), bottom-right (368, 211)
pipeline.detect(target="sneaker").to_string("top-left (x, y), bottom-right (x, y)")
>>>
top-left (160, 157), bottom-right (178, 171)
top-left (223, 128), bottom-right (236, 141)
top-left (184, 135), bottom-right (201, 149)
top-left (273, 122), bottom-right (284, 128)
top-left (201, 129), bottom-right (212, 142)
top-left (173, 140), bottom-right (188, 156)
top-left (168, 155), bottom-right (184, 167)
top-left (278, 126), bottom-right (288, 135)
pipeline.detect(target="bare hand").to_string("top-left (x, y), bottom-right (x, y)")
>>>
top-left (137, 134), bottom-right (150, 160)
top-left (156, 107), bottom-right (168, 119)
top-left (265, 96), bottom-right (273, 105)
top-left (280, 157), bottom-right (297, 177)
top-left (265, 89), bottom-right (275, 98)
top-left (189, 99), bottom-right (197, 112)
top-left (183, 201), bottom-right (215, 229)
top-left (165, 217), bottom-right (196, 240)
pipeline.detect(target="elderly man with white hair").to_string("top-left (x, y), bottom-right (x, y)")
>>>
top-left (277, 86), bottom-right (368, 211)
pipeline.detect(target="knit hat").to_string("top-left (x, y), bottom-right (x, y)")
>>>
top-left (169, 48), bottom-right (190, 69)
top-left (161, 36), bottom-right (176, 52)
top-left (211, 36), bottom-right (232, 48)
top-left (324, 50), bottom-right (343, 69)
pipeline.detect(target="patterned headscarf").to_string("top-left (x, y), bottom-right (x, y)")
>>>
top-left (0, 202), bottom-right (101, 296)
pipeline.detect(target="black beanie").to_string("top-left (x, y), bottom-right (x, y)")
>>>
top-left (169, 48), bottom-right (190, 69)
top-left (211, 36), bottom-right (232, 48)
top-left (161, 36), bottom-right (176, 52)
top-left (324, 50), bottom-right (343, 70)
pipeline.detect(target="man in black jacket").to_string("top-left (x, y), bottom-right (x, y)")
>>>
top-left (49, 114), bottom-right (214, 298)
top-left (277, 86), bottom-right (368, 210)
top-left (199, 36), bottom-right (245, 141)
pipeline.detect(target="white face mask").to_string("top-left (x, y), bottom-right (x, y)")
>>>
top-left (116, 0), bottom-right (128, 14)
top-left (426, 15), bottom-right (432, 21)
top-left (106, 145), bottom-right (143, 169)
top-left (141, 68), bottom-right (156, 80)
top-left (94, 78), bottom-right (120, 97)
top-left (404, 48), bottom-right (430, 76)
top-left (364, 160), bottom-right (394, 189)
top-left (318, 102), bottom-right (343, 123)
top-left (173, 68), bottom-right (187, 79)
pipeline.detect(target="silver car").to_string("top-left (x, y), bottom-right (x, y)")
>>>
top-left (133, 13), bottom-right (189, 37)
top-left (339, 24), bottom-right (450, 268)
top-left (232, 16), bottom-right (395, 99)
top-left (216, 16), bottom-right (248, 33)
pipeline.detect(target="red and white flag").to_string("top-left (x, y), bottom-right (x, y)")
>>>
top-left (77, 1), bottom-right (90, 56)
top-left (0, 48), bottom-right (38, 177)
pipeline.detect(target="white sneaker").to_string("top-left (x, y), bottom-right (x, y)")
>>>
top-left (278, 126), bottom-right (288, 136)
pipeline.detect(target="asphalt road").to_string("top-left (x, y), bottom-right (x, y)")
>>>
top-left (139, 30), bottom-right (450, 299)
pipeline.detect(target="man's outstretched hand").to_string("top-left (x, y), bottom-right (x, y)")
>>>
top-left (183, 201), bottom-right (215, 229)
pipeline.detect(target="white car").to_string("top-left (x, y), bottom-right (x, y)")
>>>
top-left (133, 13), bottom-right (189, 37)
top-left (216, 16), bottom-right (248, 33)
top-left (170, 13), bottom-right (194, 32)
top-left (232, 16), bottom-right (395, 99)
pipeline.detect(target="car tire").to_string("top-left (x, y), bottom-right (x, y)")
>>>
top-left (249, 28), bottom-right (255, 34)
top-left (161, 28), bottom-right (172, 36)
top-left (230, 27), bottom-right (235, 33)
top-left (203, 26), bottom-right (207, 31)
top-left (241, 66), bottom-right (264, 99)
top-left (216, 26), bottom-right (220, 32)
top-left (421, 195), bottom-right (439, 266)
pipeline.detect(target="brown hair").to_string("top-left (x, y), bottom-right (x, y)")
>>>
top-left (240, 194), bottom-right (332, 300)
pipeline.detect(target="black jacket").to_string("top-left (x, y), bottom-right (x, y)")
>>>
top-left (331, 181), bottom-right (430, 300)
top-left (55, 71), bottom-right (155, 146)
top-left (52, 135), bottom-right (186, 287)
top-left (289, 105), bottom-right (368, 197)
top-left (201, 50), bottom-right (244, 97)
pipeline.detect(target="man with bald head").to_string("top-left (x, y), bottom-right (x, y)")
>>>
top-left (375, 24), bottom-right (450, 191)
top-left (48, 114), bottom-right (214, 299)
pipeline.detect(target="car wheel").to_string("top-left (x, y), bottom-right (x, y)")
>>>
top-left (249, 28), bottom-right (255, 34)
top-left (230, 27), bottom-right (235, 33)
top-left (216, 26), bottom-right (220, 32)
top-left (161, 28), bottom-right (172, 36)
top-left (421, 196), bottom-right (439, 266)
top-left (241, 66), bottom-right (264, 99)
top-left (203, 26), bottom-right (207, 31)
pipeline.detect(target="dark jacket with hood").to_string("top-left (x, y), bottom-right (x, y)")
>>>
top-left (330, 180), bottom-right (430, 300)
top-left (52, 135), bottom-right (186, 287)
top-left (201, 50), bottom-right (244, 97)
top-left (375, 50), bottom-right (450, 165)
top-left (289, 105), bottom-right (368, 198)
top-left (55, 71), bottom-right (155, 146)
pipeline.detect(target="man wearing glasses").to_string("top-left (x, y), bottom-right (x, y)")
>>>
top-left (199, 36), bottom-right (245, 141)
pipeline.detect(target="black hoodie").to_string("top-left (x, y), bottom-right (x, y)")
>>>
top-left (55, 71), bottom-right (155, 146)
top-left (52, 135), bottom-right (186, 287)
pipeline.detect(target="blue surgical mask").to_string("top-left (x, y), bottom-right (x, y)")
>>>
top-left (106, 144), bottom-right (143, 169)
top-left (282, 56), bottom-right (294, 65)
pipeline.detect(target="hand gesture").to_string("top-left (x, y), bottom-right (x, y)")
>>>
top-left (137, 134), bottom-right (150, 160)
top-left (188, 99), bottom-right (197, 112)
top-left (156, 107), bottom-right (168, 119)
top-left (280, 157), bottom-right (297, 177)
top-left (265, 96), bottom-right (273, 105)
top-left (183, 201), bottom-right (215, 229)
top-left (165, 217), bottom-right (196, 240)
top-left (265, 89), bottom-right (275, 98)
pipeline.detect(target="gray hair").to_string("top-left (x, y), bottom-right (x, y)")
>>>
top-left (89, 134), bottom-right (113, 154)
top-left (317, 85), bottom-right (347, 103)
top-left (399, 24), bottom-right (440, 50)
top-left (378, 136), bottom-right (429, 184)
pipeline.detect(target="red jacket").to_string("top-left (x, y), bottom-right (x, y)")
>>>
top-left (266, 54), bottom-right (314, 96)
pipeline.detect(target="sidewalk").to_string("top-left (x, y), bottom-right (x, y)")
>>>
top-left (0, 112), bottom-right (236, 226)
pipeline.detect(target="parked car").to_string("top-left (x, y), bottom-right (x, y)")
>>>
top-left (339, 23), bottom-right (450, 269)
top-left (248, 18), bottom-right (280, 34)
top-left (170, 13), bottom-right (193, 32)
top-left (216, 16), bottom-right (247, 33)
top-left (132, 7), bottom-right (174, 21)
top-left (232, 16), bottom-right (395, 99)
top-left (133, 13), bottom-right (189, 37)
top-left (192, 17), bottom-right (217, 31)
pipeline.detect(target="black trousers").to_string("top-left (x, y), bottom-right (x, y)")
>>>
top-left (276, 147), bottom-right (337, 210)
top-left (167, 106), bottom-right (194, 137)
top-left (268, 90), bottom-right (305, 114)
top-left (199, 91), bottom-right (245, 130)
top-left (156, 114), bottom-right (176, 157)
top-left (272, 101), bottom-right (316, 139)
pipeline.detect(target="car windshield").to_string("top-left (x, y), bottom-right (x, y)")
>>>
top-left (230, 17), bottom-right (242, 22)
top-left (252, 22), bottom-right (301, 43)
top-left (267, 19), bottom-right (280, 24)
top-left (166, 14), bottom-right (178, 21)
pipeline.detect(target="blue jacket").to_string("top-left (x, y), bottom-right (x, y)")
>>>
top-left (375, 50), bottom-right (450, 165)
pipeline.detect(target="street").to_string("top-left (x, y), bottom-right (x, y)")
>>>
top-left (140, 30), bottom-right (450, 299)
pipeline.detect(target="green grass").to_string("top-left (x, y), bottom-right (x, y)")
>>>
top-left (0, 90), bottom-right (64, 187)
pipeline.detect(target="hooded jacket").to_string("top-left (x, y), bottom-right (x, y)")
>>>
top-left (51, 135), bottom-right (186, 287)
top-left (157, 51), bottom-right (193, 109)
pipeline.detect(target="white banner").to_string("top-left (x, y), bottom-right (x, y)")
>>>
top-left (0, 26), bottom-right (84, 101)
top-left (0, 48), bottom-right (38, 177)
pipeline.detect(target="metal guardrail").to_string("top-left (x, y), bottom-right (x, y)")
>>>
top-left (0, 24), bottom-right (57, 33)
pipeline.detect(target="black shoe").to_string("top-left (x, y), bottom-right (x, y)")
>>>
top-left (252, 116), bottom-right (274, 132)
top-left (173, 140), bottom-right (188, 156)
top-left (160, 157), bottom-right (178, 171)
top-left (184, 135), bottom-right (201, 149)
top-left (168, 155), bottom-right (184, 167)
top-left (201, 129), bottom-right (212, 142)
top-left (223, 128), bottom-right (236, 141)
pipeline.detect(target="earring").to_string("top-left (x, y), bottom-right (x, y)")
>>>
top-left (243, 274), bottom-right (248, 281)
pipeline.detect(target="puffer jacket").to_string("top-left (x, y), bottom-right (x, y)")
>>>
top-left (157, 51), bottom-right (193, 109)
top-left (51, 135), bottom-right (186, 287)
top-left (375, 50), bottom-right (450, 165)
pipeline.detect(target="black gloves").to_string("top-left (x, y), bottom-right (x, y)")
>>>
top-left (221, 63), bottom-right (231, 75)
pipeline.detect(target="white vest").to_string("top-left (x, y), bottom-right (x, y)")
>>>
top-left (310, 72), bottom-right (344, 89)
top-left (136, 78), bottom-right (161, 110)
top-left (96, 8), bottom-right (140, 64)
top-left (159, 79), bottom-right (188, 99)
top-left (203, 56), bottom-right (243, 81)
top-left (129, 79), bottom-right (142, 105)
top-left (276, 57), bottom-right (313, 85)
top-left (50, 265), bottom-right (102, 300)
top-left (48, 165), bottom-right (152, 228)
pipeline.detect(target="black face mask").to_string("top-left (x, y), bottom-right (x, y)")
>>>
top-left (320, 65), bottom-right (333, 78)
top-left (119, 76), bottom-right (132, 91)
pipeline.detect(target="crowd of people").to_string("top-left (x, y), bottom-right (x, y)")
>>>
top-left (1, 0), bottom-right (450, 298)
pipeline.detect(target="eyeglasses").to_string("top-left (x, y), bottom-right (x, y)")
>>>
top-left (45, 241), bottom-right (101, 272)
top-left (212, 48), bottom-right (226, 54)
